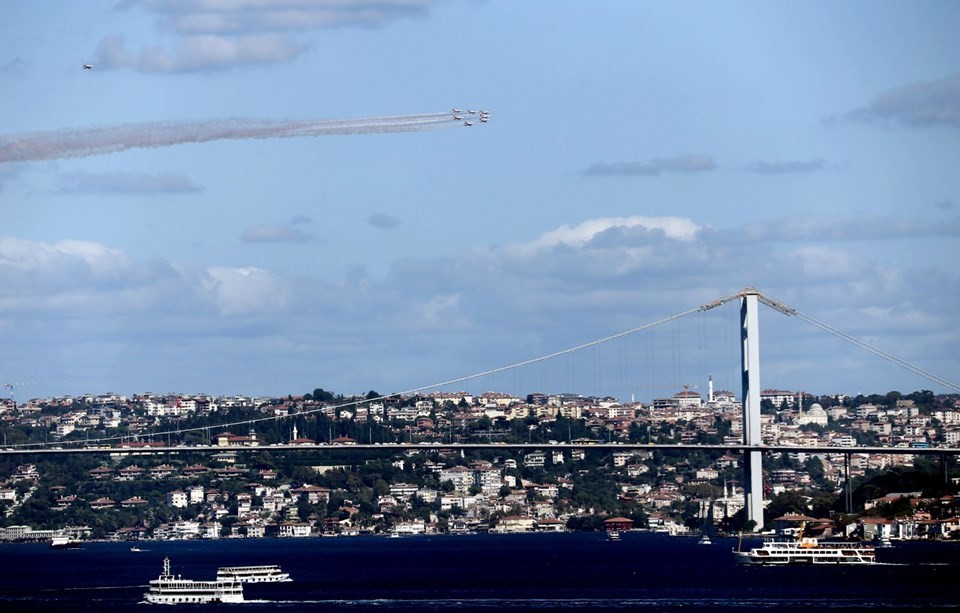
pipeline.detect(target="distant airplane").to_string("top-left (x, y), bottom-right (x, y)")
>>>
top-left (82, 64), bottom-right (94, 69)
top-left (467, 110), bottom-right (478, 114)
top-left (453, 115), bottom-right (463, 120)
top-left (480, 118), bottom-right (489, 123)
top-left (463, 121), bottom-right (474, 127)
top-left (452, 108), bottom-right (463, 113)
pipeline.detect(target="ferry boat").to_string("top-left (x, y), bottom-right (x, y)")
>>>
top-left (216, 565), bottom-right (292, 583)
top-left (606, 531), bottom-right (621, 542)
top-left (144, 558), bottom-right (244, 605)
top-left (734, 528), bottom-right (876, 565)
top-left (50, 535), bottom-right (82, 549)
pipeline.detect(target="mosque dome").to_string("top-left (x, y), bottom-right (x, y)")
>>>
top-left (804, 403), bottom-right (828, 426)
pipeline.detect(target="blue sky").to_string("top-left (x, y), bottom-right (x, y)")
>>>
top-left (1, 0), bottom-right (958, 403)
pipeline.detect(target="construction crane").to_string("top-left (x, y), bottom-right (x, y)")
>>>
top-left (3, 382), bottom-right (38, 413)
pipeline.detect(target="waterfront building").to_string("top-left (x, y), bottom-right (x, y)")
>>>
top-left (603, 517), bottom-right (634, 532)
top-left (278, 522), bottom-right (312, 537)
top-left (494, 516), bottom-right (536, 533)
top-left (537, 518), bottom-right (565, 532)
top-left (392, 519), bottom-right (427, 536)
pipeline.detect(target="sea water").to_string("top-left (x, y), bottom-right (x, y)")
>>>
top-left (0, 532), bottom-right (957, 611)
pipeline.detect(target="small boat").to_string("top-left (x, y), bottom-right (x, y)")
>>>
top-left (216, 565), bottom-right (291, 583)
top-left (144, 558), bottom-right (244, 605)
top-left (50, 535), bottom-right (82, 549)
top-left (698, 534), bottom-right (712, 545)
top-left (130, 546), bottom-right (147, 552)
top-left (606, 531), bottom-right (621, 542)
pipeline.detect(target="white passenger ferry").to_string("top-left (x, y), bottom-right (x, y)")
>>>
top-left (50, 535), bottom-right (82, 549)
top-left (216, 564), bottom-right (292, 583)
top-left (144, 558), bottom-right (244, 605)
top-left (734, 530), bottom-right (876, 565)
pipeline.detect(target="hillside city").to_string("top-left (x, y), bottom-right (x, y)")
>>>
top-left (1, 385), bottom-right (958, 545)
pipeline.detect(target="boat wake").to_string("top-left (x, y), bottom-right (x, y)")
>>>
top-left (202, 597), bottom-right (960, 609)
top-left (877, 562), bottom-right (953, 567)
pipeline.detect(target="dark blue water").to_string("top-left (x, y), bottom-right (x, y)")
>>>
top-left (0, 532), bottom-right (957, 611)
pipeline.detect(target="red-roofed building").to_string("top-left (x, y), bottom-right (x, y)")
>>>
top-left (604, 517), bottom-right (634, 532)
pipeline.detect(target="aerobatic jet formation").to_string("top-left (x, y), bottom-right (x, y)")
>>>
top-left (451, 108), bottom-right (490, 128)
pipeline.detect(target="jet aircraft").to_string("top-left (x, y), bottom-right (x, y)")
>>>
top-left (82, 64), bottom-right (94, 69)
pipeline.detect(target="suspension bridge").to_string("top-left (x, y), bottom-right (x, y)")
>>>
top-left (3, 288), bottom-right (958, 531)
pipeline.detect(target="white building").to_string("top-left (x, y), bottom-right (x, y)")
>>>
top-left (523, 451), bottom-right (546, 468)
top-left (166, 490), bottom-right (188, 508)
top-left (279, 522), bottom-right (312, 537)
top-left (797, 403), bottom-right (829, 427)
top-left (392, 519), bottom-right (426, 536)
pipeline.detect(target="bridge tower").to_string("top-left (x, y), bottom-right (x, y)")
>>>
top-left (740, 290), bottom-right (765, 531)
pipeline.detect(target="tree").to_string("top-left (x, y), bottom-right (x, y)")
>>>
top-left (804, 456), bottom-right (827, 486)
top-left (307, 388), bottom-right (335, 402)
top-left (764, 490), bottom-right (810, 521)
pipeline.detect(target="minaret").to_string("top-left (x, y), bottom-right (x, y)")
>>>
top-left (708, 375), bottom-right (714, 404)
top-left (292, 424), bottom-right (298, 442)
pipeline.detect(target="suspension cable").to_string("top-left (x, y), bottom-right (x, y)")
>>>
top-left (15, 299), bottom-right (713, 449)
top-left (755, 291), bottom-right (960, 393)
top-left (16, 288), bottom-right (956, 449)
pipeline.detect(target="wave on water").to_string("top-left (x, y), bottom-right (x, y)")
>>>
top-left (227, 598), bottom-right (956, 610)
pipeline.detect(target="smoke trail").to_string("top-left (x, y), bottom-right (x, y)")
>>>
top-left (0, 112), bottom-right (465, 163)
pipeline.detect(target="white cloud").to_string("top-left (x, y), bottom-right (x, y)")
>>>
top-left (138, 34), bottom-right (308, 72)
top-left (154, 0), bottom-right (437, 33)
top-left (100, 0), bottom-right (443, 72)
top-left (522, 216), bottom-right (702, 252)
top-left (790, 245), bottom-right (864, 280)
top-left (0, 236), bottom-right (131, 279)
top-left (2, 215), bottom-right (957, 399)
top-left (202, 266), bottom-right (293, 315)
